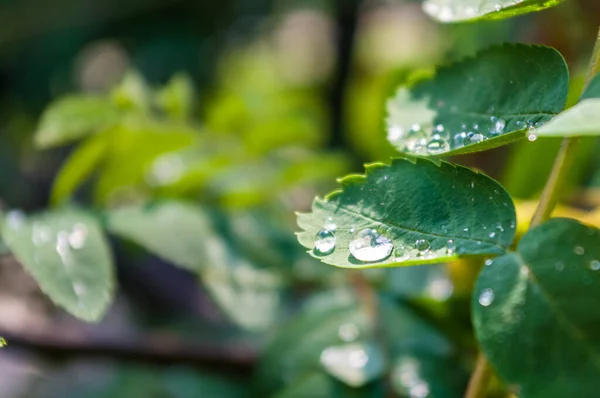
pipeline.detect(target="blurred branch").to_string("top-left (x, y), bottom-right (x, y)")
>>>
top-left (0, 329), bottom-right (255, 375)
top-left (329, 0), bottom-right (360, 149)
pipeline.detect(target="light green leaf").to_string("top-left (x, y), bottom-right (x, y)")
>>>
top-left (34, 96), bottom-right (120, 148)
top-left (111, 71), bottom-right (151, 112)
top-left (105, 201), bottom-right (212, 272)
top-left (297, 158), bottom-right (516, 269)
top-left (50, 132), bottom-right (109, 206)
top-left (473, 218), bottom-right (600, 397)
top-left (423, 0), bottom-right (566, 23)
top-left (386, 44), bottom-right (568, 156)
top-left (537, 74), bottom-right (600, 137)
top-left (156, 73), bottom-right (195, 121)
top-left (1, 208), bottom-right (114, 322)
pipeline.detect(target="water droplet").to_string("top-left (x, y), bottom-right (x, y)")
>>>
top-left (32, 223), bottom-right (52, 246)
top-left (411, 123), bottom-right (421, 132)
top-left (516, 121), bottom-right (526, 129)
top-left (415, 239), bottom-right (430, 253)
top-left (509, 221), bottom-right (516, 229)
top-left (527, 132), bottom-right (538, 142)
top-left (435, 124), bottom-right (444, 133)
top-left (426, 137), bottom-right (448, 154)
top-left (485, 259), bottom-right (493, 266)
top-left (349, 227), bottom-right (355, 234)
top-left (489, 232), bottom-right (496, 239)
top-left (452, 132), bottom-right (467, 148)
top-left (496, 223), bottom-right (505, 232)
top-left (494, 3), bottom-right (502, 10)
top-left (574, 246), bottom-right (585, 256)
top-left (314, 229), bottom-right (336, 256)
top-left (478, 288), bottom-right (495, 307)
top-left (555, 261), bottom-right (564, 271)
top-left (68, 223), bottom-right (88, 249)
top-left (427, 273), bottom-right (453, 301)
top-left (468, 133), bottom-right (485, 143)
top-left (338, 323), bottom-right (360, 342)
top-left (348, 349), bottom-right (369, 368)
top-left (590, 260), bottom-right (600, 271)
top-left (6, 210), bottom-right (26, 231)
top-left (463, 227), bottom-right (469, 233)
top-left (324, 217), bottom-right (337, 232)
top-left (349, 229), bottom-right (393, 262)
top-left (489, 116), bottom-right (506, 134)
top-left (394, 247), bottom-right (410, 262)
top-left (387, 125), bottom-right (404, 141)
top-left (446, 240), bottom-right (455, 254)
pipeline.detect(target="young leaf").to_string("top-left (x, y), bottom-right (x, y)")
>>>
top-left (1, 208), bottom-right (114, 322)
top-left (386, 44), bottom-right (568, 157)
top-left (297, 158), bottom-right (516, 269)
top-left (473, 218), bottom-right (600, 397)
top-left (104, 201), bottom-right (212, 272)
top-left (536, 74), bottom-right (600, 137)
top-left (34, 96), bottom-right (120, 149)
top-left (50, 133), bottom-right (109, 206)
top-left (156, 73), bottom-right (195, 121)
top-left (423, 0), bottom-right (566, 23)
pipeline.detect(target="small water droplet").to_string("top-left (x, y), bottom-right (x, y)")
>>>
top-left (574, 246), bottom-right (585, 256)
top-left (6, 210), bottom-right (26, 231)
top-left (426, 137), bottom-right (448, 154)
top-left (496, 223), bottom-right (504, 232)
top-left (446, 240), bottom-right (455, 254)
top-left (489, 232), bottom-right (496, 239)
top-left (509, 221), bottom-right (516, 229)
top-left (452, 132), bottom-right (467, 148)
top-left (349, 229), bottom-right (393, 262)
top-left (589, 260), bottom-right (600, 271)
top-left (527, 132), bottom-right (538, 142)
top-left (463, 227), bottom-right (469, 233)
top-left (494, 3), bottom-right (502, 10)
top-left (555, 261), bottom-right (564, 271)
top-left (485, 259), bottom-right (493, 266)
top-left (338, 323), bottom-right (360, 342)
top-left (387, 125), bottom-right (404, 141)
top-left (516, 121), bottom-right (526, 129)
top-left (435, 124), bottom-right (444, 133)
top-left (478, 288), bottom-right (495, 307)
top-left (394, 247), bottom-right (410, 262)
top-left (314, 229), bottom-right (336, 256)
top-left (350, 227), bottom-right (355, 234)
top-left (415, 239), bottom-right (430, 253)
top-left (68, 223), bottom-right (88, 249)
top-left (411, 123), bottom-right (421, 132)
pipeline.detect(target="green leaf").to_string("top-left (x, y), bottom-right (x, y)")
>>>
top-left (34, 96), bottom-right (120, 148)
top-left (385, 44), bottom-right (568, 156)
top-left (422, 0), bottom-right (566, 23)
top-left (1, 208), bottom-right (114, 322)
top-left (111, 71), bottom-right (151, 112)
top-left (297, 158), bottom-right (516, 269)
top-left (473, 218), bottom-right (600, 397)
top-left (156, 73), bottom-right (195, 121)
top-left (536, 74), bottom-right (600, 137)
top-left (105, 201), bottom-right (211, 272)
top-left (50, 133), bottom-right (109, 206)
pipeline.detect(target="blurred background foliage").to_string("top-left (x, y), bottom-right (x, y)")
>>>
top-left (1, 0), bottom-right (600, 397)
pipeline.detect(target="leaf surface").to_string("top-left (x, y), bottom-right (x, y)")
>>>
top-left (297, 158), bottom-right (516, 268)
top-left (386, 44), bottom-right (568, 156)
top-left (1, 208), bottom-right (114, 322)
top-left (473, 218), bottom-right (600, 397)
top-left (423, 0), bottom-right (566, 23)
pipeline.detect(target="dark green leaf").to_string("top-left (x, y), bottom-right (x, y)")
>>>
top-left (105, 201), bottom-right (211, 272)
top-left (422, 0), bottom-right (566, 23)
top-left (473, 218), bottom-right (600, 397)
top-left (537, 74), bottom-right (600, 137)
top-left (297, 158), bottom-right (516, 268)
top-left (386, 44), bottom-right (568, 156)
top-left (34, 96), bottom-right (120, 148)
top-left (1, 208), bottom-right (114, 322)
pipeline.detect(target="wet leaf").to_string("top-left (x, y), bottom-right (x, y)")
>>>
top-left (297, 158), bottom-right (516, 268)
top-left (473, 218), bottom-right (600, 397)
top-left (386, 44), bottom-right (568, 156)
top-left (33, 96), bottom-right (120, 148)
top-left (1, 207), bottom-right (114, 322)
top-left (423, 0), bottom-right (566, 23)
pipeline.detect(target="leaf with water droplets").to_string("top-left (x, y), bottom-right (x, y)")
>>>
top-left (297, 158), bottom-right (516, 268)
top-left (386, 44), bottom-right (568, 157)
top-left (537, 74), bottom-right (600, 137)
top-left (422, 0), bottom-right (566, 23)
top-left (34, 96), bottom-right (121, 149)
top-left (1, 207), bottom-right (114, 322)
top-left (473, 218), bottom-right (600, 397)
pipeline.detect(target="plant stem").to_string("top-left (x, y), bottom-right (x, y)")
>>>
top-left (531, 28), bottom-right (600, 227)
top-left (465, 354), bottom-right (494, 398)
top-left (466, 27), bottom-right (600, 398)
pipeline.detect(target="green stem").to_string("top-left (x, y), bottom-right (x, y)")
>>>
top-left (466, 27), bottom-right (600, 398)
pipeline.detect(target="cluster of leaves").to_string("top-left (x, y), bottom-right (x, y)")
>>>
top-left (297, 1), bottom-right (600, 396)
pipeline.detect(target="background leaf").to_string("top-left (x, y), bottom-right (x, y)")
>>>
top-left (422, 0), bottom-right (566, 23)
top-left (473, 218), bottom-right (600, 397)
top-left (34, 96), bottom-right (120, 149)
top-left (1, 207), bottom-right (114, 322)
top-left (297, 158), bottom-right (516, 268)
top-left (385, 44), bottom-right (568, 156)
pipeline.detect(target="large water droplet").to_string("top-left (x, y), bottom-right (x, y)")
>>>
top-left (339, 323), bottom-right (360, 342)
top-left (415, 239), bottom-right (430, 253)
top-left (314, 229), bottom-right (336, 255)
top-left (349, 229), bottom-right (393, 262)
top-left (426, 136), bottom-right (448, 154)
top-left (468, 132), bottom-right (485, 144)
top-left (478, 288), bottom-right (495, 307)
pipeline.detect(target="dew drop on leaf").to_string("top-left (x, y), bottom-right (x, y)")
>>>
top-left (574, 246), bottom-right (585, 256)
top-left (314, 229), bottom-right (336, 256)
top-left (6, 210), bottom-right (26, 231)
top-left (555, 261), bottom-right (565, 271)
top-left (485, 259), bottom-right (493, 266)
top-left (589, 260), bottom-right (600, 271)
top-left (324, 217), bottom-right (337, 232)
top-left (415, 239), bottom-right (430, 253)
top-left (478, 288), bottom-right (495, 307)
top-left (426, 136), bottom-right (448, 154)
top-left (338, 323), bottom-right (360, 342)
top-left (349, 229), bottom-right (393, 262)
top-left (468, 133), bottom-right (485, 143)
top-left (446, 239), bottom-right (455, 254)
